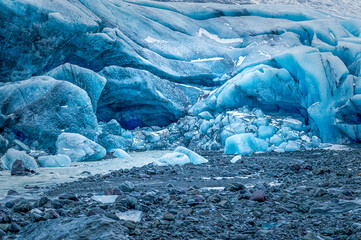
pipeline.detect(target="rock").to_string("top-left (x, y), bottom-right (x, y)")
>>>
top-left (290, 163), bottom-right (301, 172)
top-left (1, 149), bottom-right (38, 170)
top-left (19, 215), bottom-right (129, 240)
top-left (38, 154), bottom-right (71, 167)
top-left (250, 190), bottom-right (267, 202)
top-left (126, 196), bottom-right (138, 209)
top-left (7, 190), bottom-right (18, 196)
top-left (120, 182), bottom-right (135, 193)
top-left (207, 195), bottom-right (222, 203)
top-left (56, 133), bottom-right (106, 162)
top-left (30, 208), bottom-right (45, 222)
top-left (219, 200), bottom-right (232, 209)
top-left (303, 232), bottom-right (324, 240)
top-left (13, 199), bottom-right (32, 213)
top-left (104, 187), bottom-right (123, 196)
top-left (7, 222), bottom-right (21, 233)
top-left (0, 229), bottom-right (5, 238)
top-left (11, 159), bottom-right (34, 176)
top-left (163, 212), bottom-right (175, 221)
top-left (225, 183), bottom-right (246, 192)
top-left (125, 221), bottom-right (136, 229)
top-left (87, 207), bottom-right (105, 216)
top-left (59, 193), bottom-right (78, 201)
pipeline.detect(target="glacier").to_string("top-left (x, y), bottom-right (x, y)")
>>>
top-left (1, 0), bottom-right (361, 164)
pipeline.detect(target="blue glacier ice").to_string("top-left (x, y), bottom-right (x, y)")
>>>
top-left (47, 63), bottom-right (107, 111)
top-left (225, 133), bottom-right (269, 155)
top-left (154, 152), bottom-right (191, 166)
top-left (56, 133), bottom-right (106, 162)
top-left (0, 77), bottom-right (98, 151)
top-left (1, 0), bottom-right (361, 158)
top-left (1, 149), bottom-right (38, 170)
top-left (38, 154), bottom-right (71, 167)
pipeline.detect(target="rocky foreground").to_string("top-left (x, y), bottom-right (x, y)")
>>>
top-left (1, 149), bottom-right (361, 240)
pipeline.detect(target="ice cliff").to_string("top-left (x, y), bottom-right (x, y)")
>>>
top-left (1, 0), bottom-right (361, 157)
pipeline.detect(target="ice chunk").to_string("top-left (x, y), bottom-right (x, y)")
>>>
top-left (97, 135), bottom-right (132, 152)
top-left (282, 118), bottom-right (306, 131)
top-left (92, 195), bottom-right (118, 204)
top-left (0, 77), bottom-right (98, 149)
top-left (145, 132), bottom-right (161, 143)
top-left (1, 149), bottom-right (38, 170)
top-left (284, 141), bottom-right (302, 152)
top-left (116, 210), bottom-right (143, 222)
top-left (56, 133), bottom-right (106, 162)
top-left (174, 146), bottom-right (208, 165)
top-left (38, 154), bottom-right (71, 167)
top-left (230, 155), bottom-right (242, 163)
top-left (200, 120), bottom-right (214, 135)
top-left (198, 111), bottom-right (214, 120)
top-left (270, 134), bottom-right (285, 147)
top-left (258, 126), bottom-right (276, 139)
top-left (154, 152), bottom-right (190, 166)
top-left (47, 63), bottom-right (106, 111)
top-left (110, 149), bottom-right (131, 159)
top-left (225, 133), bottom-right (269, 155)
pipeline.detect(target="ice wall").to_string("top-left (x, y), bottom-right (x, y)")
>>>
top-left (1, 0), bottom-right (361, 152)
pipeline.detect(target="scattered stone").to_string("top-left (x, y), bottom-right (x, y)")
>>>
top-left (0, 229), bottom-right (5, 238)
top-left (7, 222), bottom-right (21, 233)
top-left (290, 163), bottom-right (301, 172)
top-left (250, 190), bottom-right (267, 202)
top-left (120, 181), bottom-right (135, 192)
top-left (219, 200), bottom-right (232, 209)
top-left (163, 212), bottom-right (175, 221)
top-left (104, 187), bottom-right (122, 196)
top-left (11, 160), bottom-right (32, 176)
top-left (59, 193), bottom-right (78, 201)
top-left (13, 199), bottom-right (32, 213)
top-left (7, 190), bottom-right (18, 196)
top-left (225, 183), bottom-right (246, 192)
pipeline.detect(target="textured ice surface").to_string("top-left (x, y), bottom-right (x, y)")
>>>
top-left (56, 133), bottom-right (106, 162)
top-left (155, 147), bottom-right (208, 165)
top-left (38, 154), bottom-right (71, 168)
top-left (0, 149), bottom-right (38, 170)
top-left (154, 152), bottom-right (191, 166)
top-left (1, 0), bottom-right (361, 154)
top-left (225, 133), bottom-right (268, 155)
top-left (0, 77), bottom-right (98, 150)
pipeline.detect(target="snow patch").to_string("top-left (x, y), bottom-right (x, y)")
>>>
top-left (197, 28), bottom-right (243, 44)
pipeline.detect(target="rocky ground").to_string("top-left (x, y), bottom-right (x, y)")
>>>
top-left (1, 149), bottom-right (361, 239)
